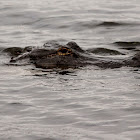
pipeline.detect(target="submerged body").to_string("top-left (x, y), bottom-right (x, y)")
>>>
top-left (3, 41), bottom-right (140, 69)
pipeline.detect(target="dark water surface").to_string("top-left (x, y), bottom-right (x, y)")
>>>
top-left (0, 0), bottom-right (140, 140)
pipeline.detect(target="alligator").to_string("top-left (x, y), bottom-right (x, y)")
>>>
top-left (3, 41), bottom-right (140, 69)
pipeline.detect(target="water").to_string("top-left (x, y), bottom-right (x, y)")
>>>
top-left (0, 0), bottom-right (140, 140)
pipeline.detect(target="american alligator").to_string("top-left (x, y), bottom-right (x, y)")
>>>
top-left (3, 41), bottom-right (140, 69)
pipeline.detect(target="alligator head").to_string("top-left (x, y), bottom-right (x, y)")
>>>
top-left (9, 41), bottom-right (94, 69)
top-left (3, 41), bottom-right (140, 69)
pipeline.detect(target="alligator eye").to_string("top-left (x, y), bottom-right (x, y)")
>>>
top-left (57, 47), bottom-right (72, 56)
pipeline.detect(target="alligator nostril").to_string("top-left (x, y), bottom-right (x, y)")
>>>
top-left (10, 57), bottom-right (16, 63)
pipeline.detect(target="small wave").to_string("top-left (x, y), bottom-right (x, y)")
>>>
top-left (0, 47), bottom-right (5, 52)
top-left (97, 21), bottom-right (124, 26)
top-left (113, 41), bottom-right (140, 51)
top-left (96, 21), bottom-right (140, 27)
top-left (114, 41), bottom-right (140, 46)
top-left (87, 48), bottom-right (124, 55)
top-left (8, 102), bottom-right (32, 107)
top-left (77, 21), bottom-right (137, 30)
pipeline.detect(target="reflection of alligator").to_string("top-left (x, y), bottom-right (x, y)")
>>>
top-left (3, 41), bottom-right (140, 69)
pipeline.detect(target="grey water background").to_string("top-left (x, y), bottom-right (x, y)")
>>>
top-left (0, 0), bottom-right (140, 140)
